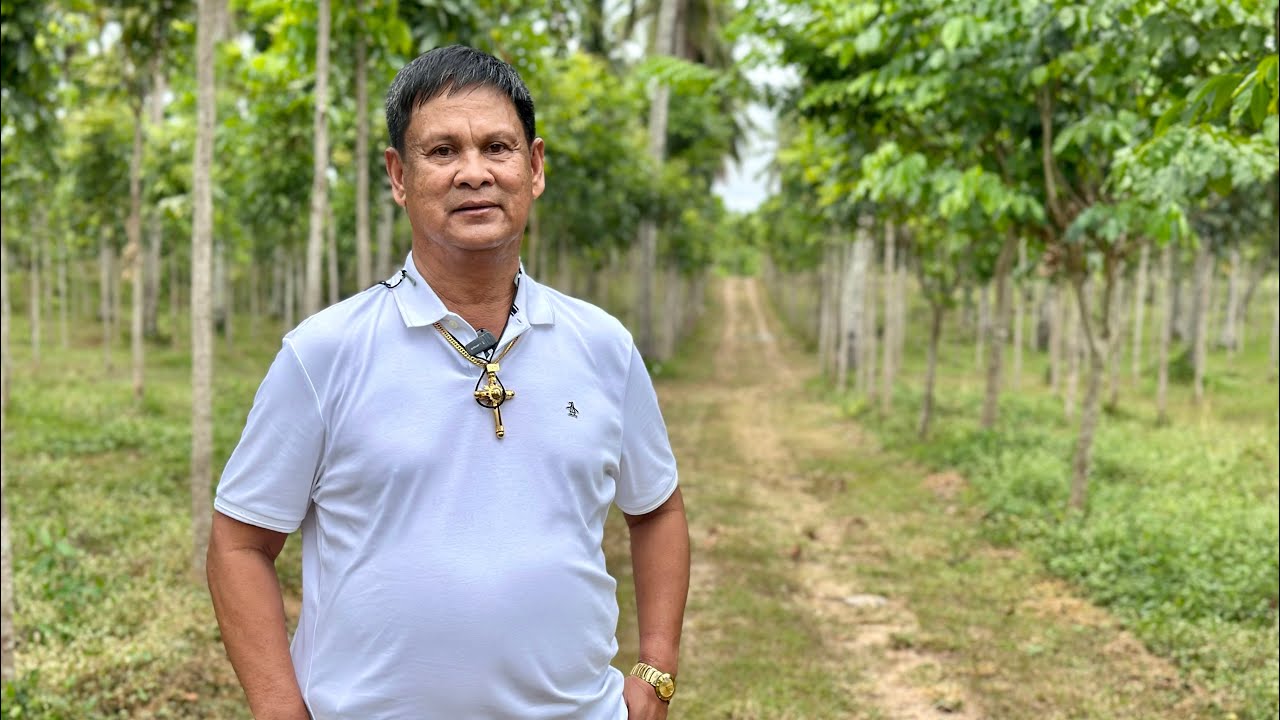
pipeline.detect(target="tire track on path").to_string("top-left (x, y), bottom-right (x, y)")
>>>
top-left (684, 275), bottom-right (980, 718)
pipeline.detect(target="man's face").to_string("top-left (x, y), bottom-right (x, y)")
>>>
top-left (386, 85), bottom-right (545, 257)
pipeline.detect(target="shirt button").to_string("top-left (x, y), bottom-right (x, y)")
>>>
top-left (447, 320), bottom-right (459, 330)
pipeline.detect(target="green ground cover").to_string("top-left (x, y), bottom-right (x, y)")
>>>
top-left (843, 301), bottom-right (1280, 719)
top-left (3, 320), bottom-right (284, 718)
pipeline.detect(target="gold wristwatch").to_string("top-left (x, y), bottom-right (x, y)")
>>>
top-left (629, 662), bottom-right (676, 702)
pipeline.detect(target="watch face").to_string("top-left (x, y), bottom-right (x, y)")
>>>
top-left (657, 675), bottom-right (676, 700)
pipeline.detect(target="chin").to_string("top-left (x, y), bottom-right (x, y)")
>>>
top-left (448, 234), bottom-right (519, 253)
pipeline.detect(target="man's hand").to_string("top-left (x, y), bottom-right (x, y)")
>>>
top-left (623, 675), bottom-right (670, 720)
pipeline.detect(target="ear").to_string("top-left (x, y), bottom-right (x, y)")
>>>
top-left (529, 137), bottom-right (546, 200)
top-left (385, 147), bottom-right (408, 207)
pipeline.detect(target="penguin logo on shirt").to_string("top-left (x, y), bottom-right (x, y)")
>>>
top-left (566, 402), bottom-right (579, 418)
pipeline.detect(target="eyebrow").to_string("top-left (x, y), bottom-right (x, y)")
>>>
top-left (415, 129), bottom-right (521, 147)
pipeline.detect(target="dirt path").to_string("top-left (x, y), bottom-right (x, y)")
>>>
top-left (636, 276), bottom-right (1208, 719)
top-left (704, 277), bottom-right (978, 717)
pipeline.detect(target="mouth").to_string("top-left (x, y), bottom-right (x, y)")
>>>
top-left (453, 201), bottom-right (499, 215)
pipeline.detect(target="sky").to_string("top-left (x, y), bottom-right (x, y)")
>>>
top-left (710, 49), bottom-right (798, 214)
top-left (605, 0), bottom-right (796, 216)
top-left (712, 100), bottom-right (780, 213)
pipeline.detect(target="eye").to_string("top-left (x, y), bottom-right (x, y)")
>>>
top-left (487, 142), bottom-right (510, 154)
top-left (429, 145), bottom-right (454, 158)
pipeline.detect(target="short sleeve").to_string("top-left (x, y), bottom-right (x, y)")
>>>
top-left (214, 339), bottom-right (325, 533)
top-left (614, 344), bottom-right (678, 515)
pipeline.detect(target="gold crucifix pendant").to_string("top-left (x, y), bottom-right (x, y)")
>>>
top-left (474, 363), bottom-right (516, 438)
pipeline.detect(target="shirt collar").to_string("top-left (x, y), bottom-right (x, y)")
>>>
top-left (389, 252), bottom-right (555, 329)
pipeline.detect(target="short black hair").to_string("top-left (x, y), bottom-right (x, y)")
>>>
top-left (385, 45), bottom-right (536, 154)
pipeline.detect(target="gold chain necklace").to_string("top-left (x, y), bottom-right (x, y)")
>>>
top-left (434, 322), bottom-right (521, 438)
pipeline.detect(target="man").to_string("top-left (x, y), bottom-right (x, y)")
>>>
top-left (207, 45), bottom-right (690, 719)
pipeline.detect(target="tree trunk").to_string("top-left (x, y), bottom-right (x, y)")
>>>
top-left (1238, 260), bottom-right (1270, 352)
top-left (169, 249), bottom-right (181, 348)
top-left (190, 0), bottom-right (218, 581)
top-left (0, 241), bottom-right (11, 684)
top-left (657, 266), bottom-right (679, 360)
top-left (2, 241), bottom-right (10, 411)
top-left (376, 182), bottom-right (394, 278)
top-left (894, 240), bottom-right (907, 373)
top-left (145, 65), bottom-right (167, 338)
top-left (861, 243), bottom-right (877, 400)
top-left (1048, 282), bottom-right (1062, 388)
top-left (554, 233), bottom-right (572, 296)
top-left (101, 238), bottom-right (114, 373)
top-left (71, 256), bottom-right (83, 330)
top-left (1069, 267), bottom-right (1112, 512)
top-left (29, 229), bottom-right (43, 369)
top-left (277, 253), bottom-right (288, 322)
top-left (1192, 238), bottom-right (1212, 402)
top-left (981, 231), bottom-right (1017, 429)
top-left (836, 241), bottom-right (857, 392)
top-left (1013, 237), bottom-right (1026, 388)
top-left (354, 12), bottom-right (372, 291)
top-left (1036, 280), bottom-right (1051, 351)
top-left (1064, 282), bottom-right (1080, 419)
top-left (297, 256), bottom-right (306, 322)
top-left (847, 224), bottom-right (873, 397)
top-left (226, 249), bottom-right (235, 348)
top-left (1106, 274), bottom-right (1125, 408)
top-left (213, 241), bottom-right (226, 334)
top-left (962, 283), bottom-right (974, 334)
top-left (303, 0), bottom-right (332, 318)
top-left (327, 203), bottom-right (339, 305)
top-left (284, 253), bottom-right (297, 332)
top-left (633, 211), bottom-right (658, 360)
top-left (1131, 242), bottom-right (1149, 381)
top-left (974, 281), bottom-right (989, 370)
top-left (0, 420), bottom-right (12, 685)
top-left (1170, 256), bottom-right (1185, 341)
top-left (1207, 253), bottom-right (1222, 350)
top-left (249, 259), bottom-right (260, 339)
top-left (919, 301), bottom-right (944, 438)
top-left (817, 244), bottom-right (833, 377)
top-left (127, 104), bottom-right (146, 401)
top-left (633, 0), bottom-right (678, 360)
top-left (1218, 245), bottom-right (1242, 353)
top-left (1157, 243), bottom-right (1174, 423)
top-left (219, 243), bottom-right (234, 348)
top-left (58, 239), bottom-right (69, 349)
top-left (879, 222), bottom-right (897, 413)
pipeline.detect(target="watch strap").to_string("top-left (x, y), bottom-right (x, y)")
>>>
top-left (629, 661), bottom-right (676, 702)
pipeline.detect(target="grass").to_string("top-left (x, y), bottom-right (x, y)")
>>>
top-left (3, 315), bottom-right (290, 719)
top-left (767, 274), bottom-right (1279, 719)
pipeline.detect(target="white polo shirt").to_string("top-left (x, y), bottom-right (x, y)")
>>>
top-left (214, 254), bottom-right (678, 719)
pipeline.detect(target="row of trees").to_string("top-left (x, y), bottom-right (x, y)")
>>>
top-left (748, 0), bottom-right (1278, 509)
top-left (0, 0), bottom-right (747, 683)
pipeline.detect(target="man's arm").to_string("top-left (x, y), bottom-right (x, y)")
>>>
top-left (623, 487), bottom-right (690, 717)
top-left (207, 512), bottom-right (310, 720)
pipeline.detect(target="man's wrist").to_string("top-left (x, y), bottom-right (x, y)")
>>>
top-left (638, 656), bottom-right (678, 677)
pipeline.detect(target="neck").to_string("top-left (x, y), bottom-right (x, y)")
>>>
top-left (412, 244), bottom-right (520, 333)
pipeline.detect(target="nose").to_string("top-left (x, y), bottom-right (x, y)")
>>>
top-left (454, 148), bottom-right (494, 190)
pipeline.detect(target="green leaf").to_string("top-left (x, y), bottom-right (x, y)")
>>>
top-left (1155, 98), bottom-right (1186, 135)
top-left (1057, 6), bottom-right (1076, 30)
top-left (940, 17), bottom-right (966, 51)
top-left (854, 24), bottom-right (883, 55)
top-left (1187, 73), bottom-right (1245, 124)
top-left (1249, 82), bottom-right (1269, 127)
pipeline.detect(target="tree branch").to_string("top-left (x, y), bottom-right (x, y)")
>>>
top-left (1038, 88), bottom-right (1070, 229)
